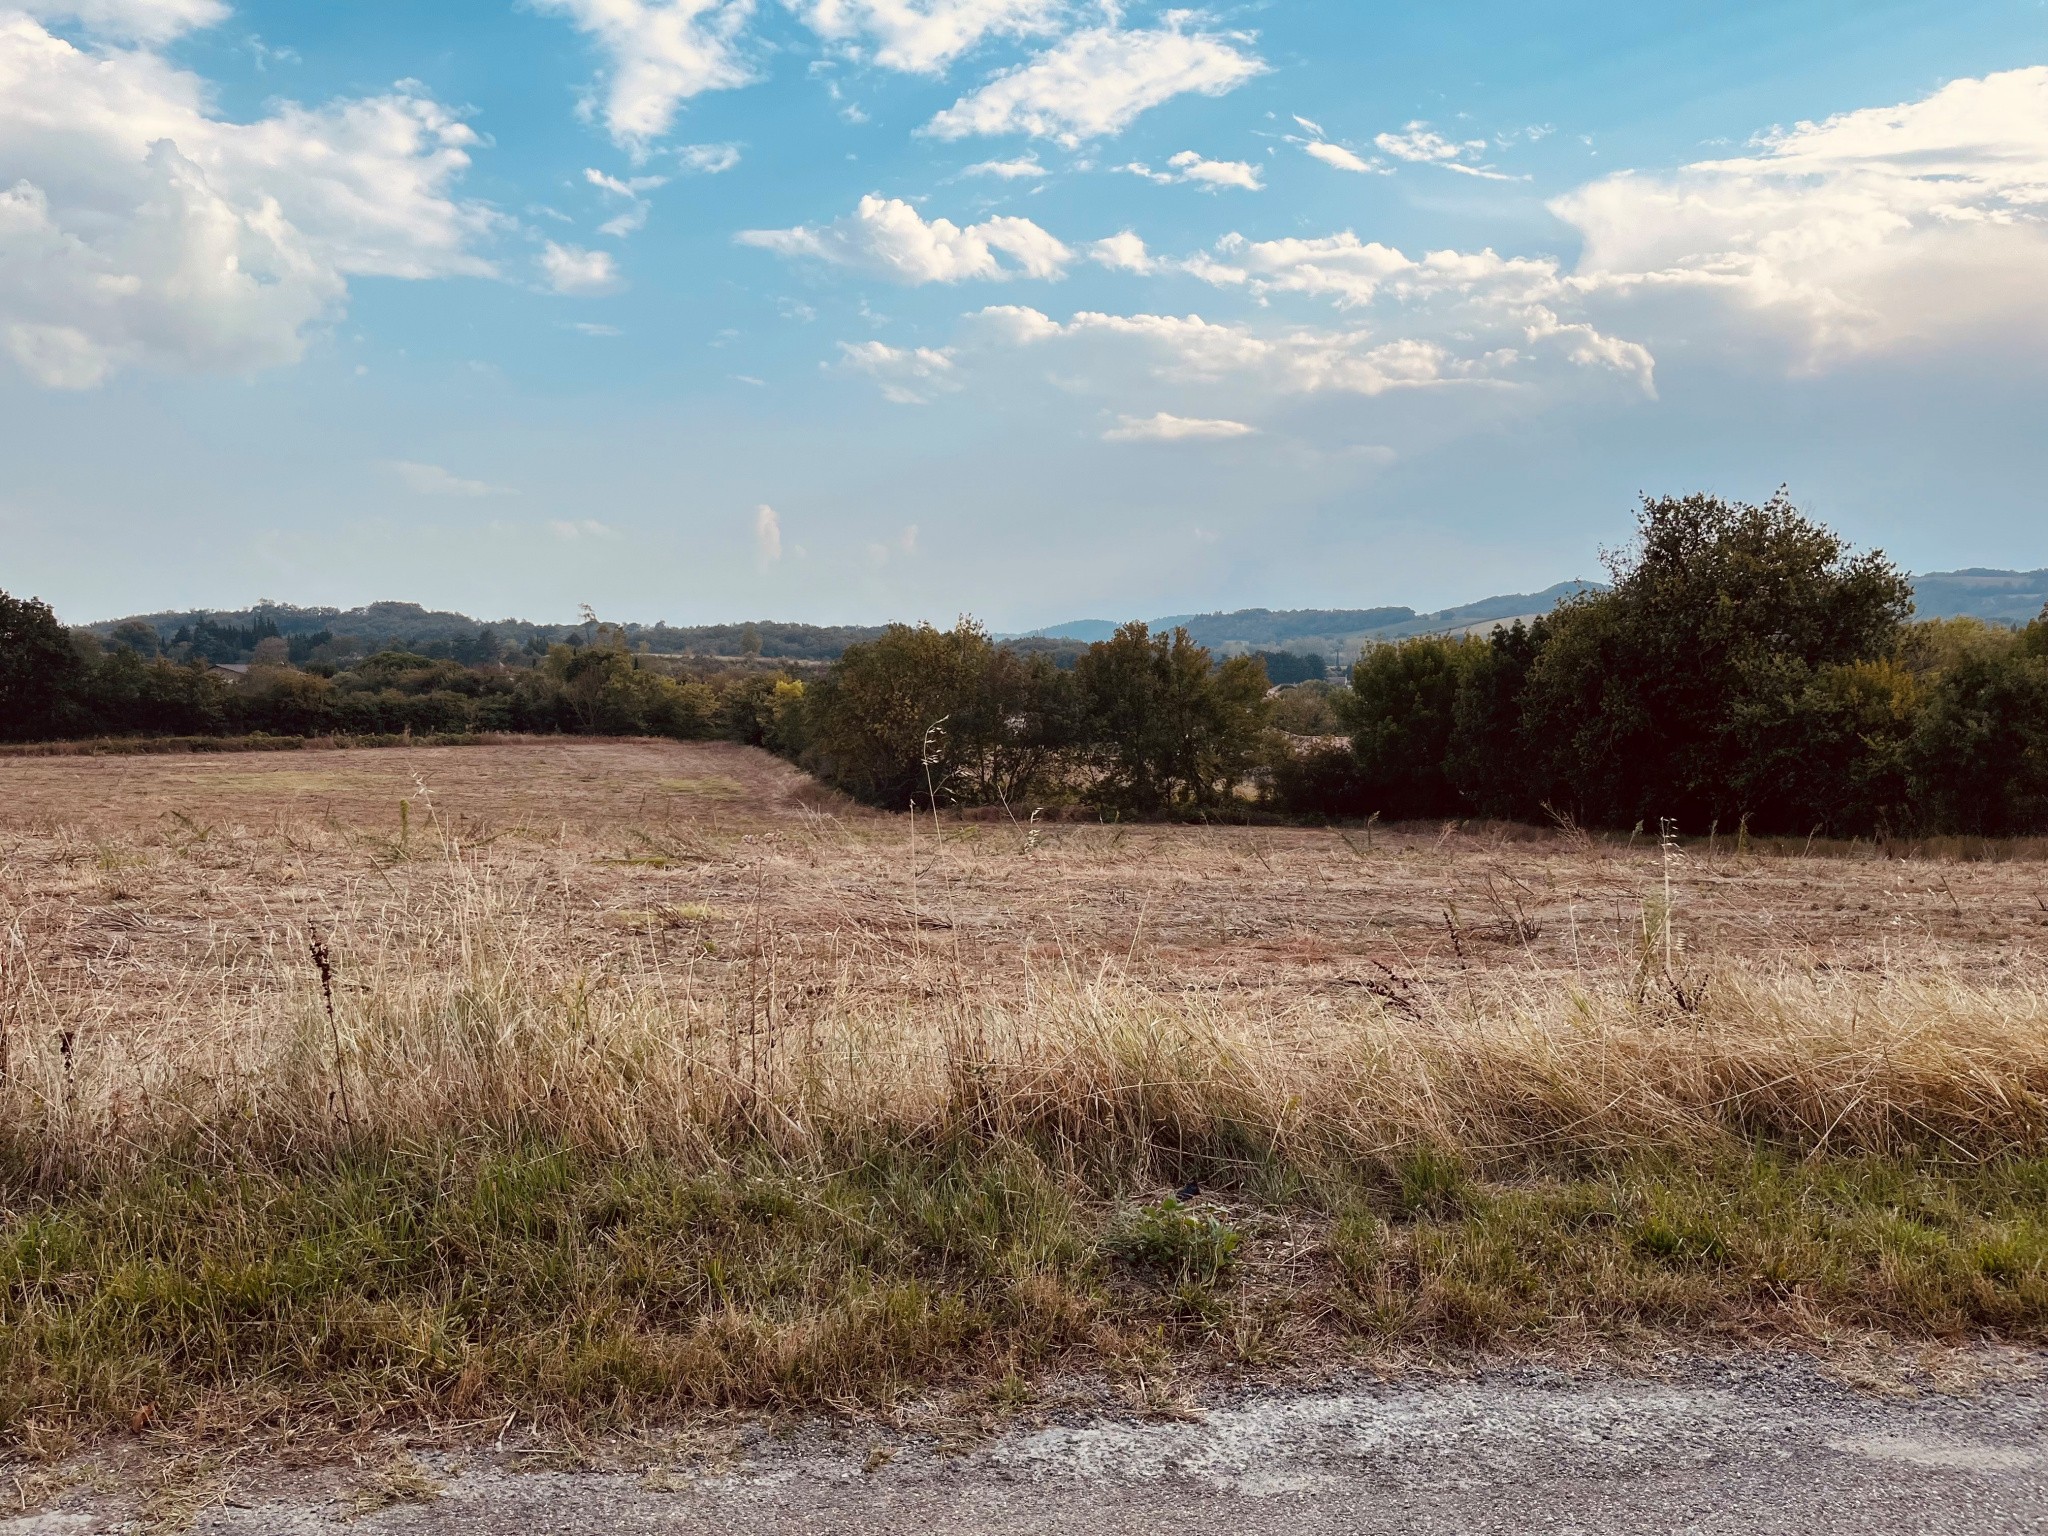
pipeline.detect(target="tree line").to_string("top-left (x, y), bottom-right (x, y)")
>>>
top-left (6, 491), bottom-right (2047, 834)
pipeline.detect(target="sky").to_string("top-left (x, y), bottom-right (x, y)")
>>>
top-left (2, 0), bottom-right (2046, 629)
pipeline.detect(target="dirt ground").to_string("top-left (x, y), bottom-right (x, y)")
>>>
top-left (4, 737), bottom-right (2048, 1048)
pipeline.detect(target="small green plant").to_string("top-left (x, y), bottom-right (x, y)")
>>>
top-left (1105, 1196), bottom-right (1242, 1283)
top-left (1396, 1145), bottom-right (1470, 1217)
top-left (1632, 1212), bottom-right (1729, 1265)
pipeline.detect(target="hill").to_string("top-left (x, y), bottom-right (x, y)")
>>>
top-left (87, 602), bottom-right (888, 665)
top-left (80, 567), bottom-right (2048, 670)
top-left (1908, 568), bottom-right (2048, 624)
top-left (1026, 583), bottom-right (1601, 660)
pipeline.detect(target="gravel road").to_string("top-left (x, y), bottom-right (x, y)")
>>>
top-left (9, 1355), bottom-right (2047, 1535)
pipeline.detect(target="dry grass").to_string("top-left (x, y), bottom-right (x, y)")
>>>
top-left (3, 739), bottom-right (2047, 1445)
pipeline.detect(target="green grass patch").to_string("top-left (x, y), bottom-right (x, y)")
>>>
top-left (3, 1143), bottom-right (2046, 1444)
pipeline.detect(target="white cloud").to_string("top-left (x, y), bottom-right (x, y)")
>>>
top-left (836, 338), bottom-right (958, 402)
top-left (1103, 411), bottom-right (1256, 442)
top-left (586, 165), bottom-right (667, 235)
top-left (754, 502), bottom-right (782, 563)
top-left (532, 0), bottom-right (755, 153)
top-left (387, 460), bottom-right (500, 497)
top-left (1116, 230), bottom-right (1658, 393)
top-left (738, 194), bottom-right (1070, 281)
top-left (1375, 121), bottom-right (1512, 180)
top-left (1089, 230), bottom-right (1155, 273)
top-left (541, 241), bottom-right (622, 293)
top-left (550, 518), bottom-right (621, 539)
top-left (962, 152), bottom-right (1048, 179)
top-left (1552, 65), bottom-right (2048, 361)
top-left (960, 286), bottom-right (1657, 407)
top-left (924, 19), bottom-right (1265, 146)
top-left (676, 141), bottom-right (742, 173)
top-left (1302, 140), bottom-right (1379, 175)
top-left (586, 167), bottom-right (668, 198)
top-left (17, 0), bottom-right (224, 42)
top-left (790, 0), bottom-right (1063, 74)
top-left (964, 303), bottom-right (1063, 344)
top-left (975, 307), bottom-right (1480, 397)
top-left (1120, 149), bottom-right (1262, 190)
top-left (1194, 233), bottom-right (1564, 309)
top-left (0, 12), bottom-right (497, 389)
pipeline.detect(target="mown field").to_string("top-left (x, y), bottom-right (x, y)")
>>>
top-left (4, 739), bottom-right (2048, 1454)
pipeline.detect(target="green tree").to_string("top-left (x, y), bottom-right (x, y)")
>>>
top-left (1906, 618), bottom-right (2048, 835)
top-left (1342, 635), bottom-right (1480, 821)
top-left (1073, 624), bottom-right (1269, 816)
top-left (1445, 620), bottom-right (1547, 820)
top-left (801, 622), bottom-right (1005, 808)
top-left (947, 645), bottom-right (1079, 807)
top-left (1521, 490), bottom-right (1913, 830)
top-left (0, 589), bottom-right (85, 741)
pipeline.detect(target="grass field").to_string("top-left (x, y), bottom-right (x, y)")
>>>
top-left (4, 738), bottom-right (2048, 1452)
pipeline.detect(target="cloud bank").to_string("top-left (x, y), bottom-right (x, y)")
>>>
top-left (0, 10), bottom-right (495, 388)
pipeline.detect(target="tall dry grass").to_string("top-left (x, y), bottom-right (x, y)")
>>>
top-left (8, 848), bottom-right (2046, 1190)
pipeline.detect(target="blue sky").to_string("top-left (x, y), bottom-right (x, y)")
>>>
top-left (3, 0), bottom-right (2045, 628)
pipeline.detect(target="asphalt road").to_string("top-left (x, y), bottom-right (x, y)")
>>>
top-left (10, 1355), bottom-right (2048, 1535)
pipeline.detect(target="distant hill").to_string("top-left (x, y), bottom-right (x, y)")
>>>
top-left (88, 602), bottom-right (888, 663)
top-left (81, 567), bottom-right (2048, 670)
top-left (1909, 569), bottom-right (2048, 624)
top-left (1022, 569), bottom-right (2048, 662)
top-left (1025, 584), bottom-right (1602, 660)
top-left (1032, 619), bottom-right (1121, 642)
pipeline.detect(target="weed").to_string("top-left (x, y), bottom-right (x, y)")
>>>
top-left (1105, 1197), bottom-right (1243, 1284)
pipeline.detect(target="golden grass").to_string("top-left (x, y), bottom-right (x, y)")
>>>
top-left (3, 736), bottom-right (2045, 1179)
top-left (7, 816), bottom-right (2046, 1179)
top-left (5, 741), bottom-right (2048, 1445)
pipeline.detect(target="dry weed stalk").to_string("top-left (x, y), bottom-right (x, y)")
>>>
top-left (4, 854), bottom-right (2045, 1186)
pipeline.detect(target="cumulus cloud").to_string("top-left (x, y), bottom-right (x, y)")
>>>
top-left (790, 0), bottom-right (1063, 73)
top-left (541, 241), bottom-right (622, 293)
top-left (738, 194), bottom-right (1070, 281)
top-left (835, 338), bottom-right (958, 402)
top-left (1302, 140), bottom-right (1378, 174)
top-left (0, 12), bottom-right (496, 389)
top-left (1099, 230), bottom-right (1657, 394)
top-left (550, 518), bottom-right (621, 539)
top-left (532, 0), bottom-right (755, 152)
top-left (1103, 411), bottom-right (1256, 441)
top-left (1552, 65), bottom-right (2048, 360)
top-left (1089, 230), bottom-right (1156, 273)
top-left (1119, 150), bottom-right (1262, 190)
top-left (16, 0), bottom-right (224, 42)
top-left (387, 460), bottom-right (500, 496)
top-left (1374, 121), bottom-right (1510, 179)
top-left (924, 19), bottom-right (1265, 145)
top-left (754, 502), bottom-right (782, 563)
top-left (1193, 233), bottom-right (1566, 309)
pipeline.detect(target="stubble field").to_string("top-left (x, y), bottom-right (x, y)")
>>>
top-left (4, 739), bottom-right (2048, 1451)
